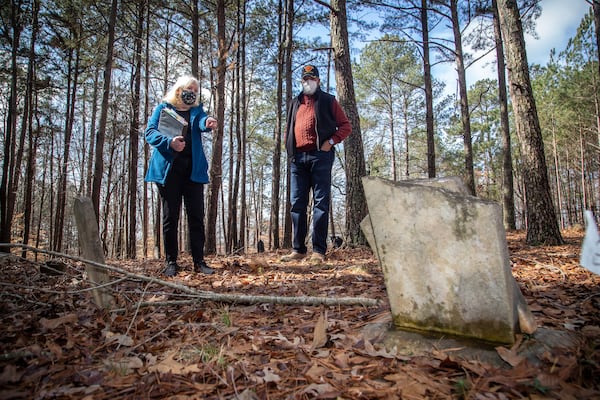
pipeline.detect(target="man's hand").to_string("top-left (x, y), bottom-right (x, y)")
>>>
top-left (170, 136), bottom-right (186, 152)
top-left (320, 141), bottom-right (334, 152)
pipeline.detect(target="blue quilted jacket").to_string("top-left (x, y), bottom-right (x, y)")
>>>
top-left (144, 102), bottom-right (211, 185)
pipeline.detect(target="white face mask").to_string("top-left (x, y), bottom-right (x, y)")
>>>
top-left (302, 80), bottom-right (318, 96)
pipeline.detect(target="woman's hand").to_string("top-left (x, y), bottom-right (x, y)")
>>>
top-left (206, 117), bottom-right (218, 130)
top-left (170, 136), bottom-right (186, 152)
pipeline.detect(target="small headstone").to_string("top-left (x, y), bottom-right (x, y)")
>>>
top-left (361, 176), bottom-right (536, 344)
top-left (330, 235), bottom-right (343, 248)
top-left (73, 197), bottom-right (115, 309)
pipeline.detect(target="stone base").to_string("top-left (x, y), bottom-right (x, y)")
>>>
top-left (362, 321), bottom-right (577, 367)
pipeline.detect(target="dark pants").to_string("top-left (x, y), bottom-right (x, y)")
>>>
top-left (290, 150), bottom-right (334, 255)
top-left (157, 156), bottom-right (205, 264)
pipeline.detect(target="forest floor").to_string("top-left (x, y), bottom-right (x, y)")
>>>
top-left (0, 229), bottom-right (599, 399)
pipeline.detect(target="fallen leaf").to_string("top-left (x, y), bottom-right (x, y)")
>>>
top-left (311, 311), bottom-right (328, 350)
top-left (302, 383), bottom-right (339, 397)
top-left (146, 351), bottom-right (200, 374)
top-left (496, 346), bottom-right (525, 367)
top-left (39, 314), bottom-right (78, 330)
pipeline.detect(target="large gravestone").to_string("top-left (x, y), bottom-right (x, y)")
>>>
top-left (361, 176), bottom-right (535, 344)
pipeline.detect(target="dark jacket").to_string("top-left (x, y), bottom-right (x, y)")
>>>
top-left (285, 88), bottom-right (337, 157)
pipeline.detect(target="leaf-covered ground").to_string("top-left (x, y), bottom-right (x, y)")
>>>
top-left (1, 229), bottom-right (599, 399)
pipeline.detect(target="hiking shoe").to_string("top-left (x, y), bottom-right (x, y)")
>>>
top-left (309, 252), bottom-right (326, 265)
top-left (194, 261), bottom-right (215, 275)
top-left (163, 261), bottom-right (180, 277)
top-left (280, 251), bottom-right (306, 262)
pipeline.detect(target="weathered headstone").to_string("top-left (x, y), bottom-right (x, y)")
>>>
top-left (361, 176), bottom-right (535, 344)
top-left (73, 197), bottom-right (115, 309)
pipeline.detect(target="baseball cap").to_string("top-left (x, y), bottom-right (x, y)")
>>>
top-left (301, 65), bottom-right (319, 80)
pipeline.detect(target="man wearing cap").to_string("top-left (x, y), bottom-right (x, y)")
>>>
top-left (281, 65), bottom-right (352, 264)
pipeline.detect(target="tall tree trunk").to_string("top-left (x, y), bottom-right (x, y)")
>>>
top-left (497, 0), bottom-right (563, 245)
top-left (127, 0), bottom-right (145, 259)
top-left (593, 0), bottom-right (600, 85)
top-left (450, 0), bottom-right (475, 196)
top-left (0, 0), bottom-right (23, 250)
top-left (271, 0), bottom-right (284, 250)
top-left (238, 0), bottom-right (248, 251)
top-left (551, 122), bottom-right (564, 228)
top-left (330, 0), bottom-right (368, 245)
top-left (591, 0), bottom-right (600, 197)
top-left (492, 0), bottom-right (516, 230)
top-left (19, 0), bottom-right (39, 258)
top-left (142, 1), bottom-right (151, 259)
top-left (205, 0), bottom-right (227, 254)
top-left (421, 0), bottom-right (436, 178)
top-left (92, 0), bottom-right (118, 224)
top-left (227, 67), bottom-right (238, 253)
top-left (86, 73), bottom-right (99, 197)
top-left (403, 95), bottom-right (410, 178)
top-left (53, 45), bottom-right (80, 252)
top-left (191, 0), bottom-right (199, 77)
top-left (34, 138), bottom-right (48, 258)
top-left (282, 0), bottom-right (294, 248)
top-left (21, 0), bottom-right (40, 257)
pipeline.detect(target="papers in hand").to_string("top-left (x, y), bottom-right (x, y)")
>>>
top-left (158, 107), bottom-right (188, 138)
top-left (580, 210), bottom-right (600, 275)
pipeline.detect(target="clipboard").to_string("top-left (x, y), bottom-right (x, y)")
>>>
top-left (158, 107), bottom-right (188, 138)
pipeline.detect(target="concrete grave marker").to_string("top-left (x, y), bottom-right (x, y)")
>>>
top-left (361, 176), bottom-right (536, 344)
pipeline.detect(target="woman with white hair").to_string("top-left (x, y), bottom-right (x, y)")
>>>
top-left (145, 75), bottom-right (216, 277)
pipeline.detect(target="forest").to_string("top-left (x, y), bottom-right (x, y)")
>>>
top-left (0, 0), bottom-right (598, 258)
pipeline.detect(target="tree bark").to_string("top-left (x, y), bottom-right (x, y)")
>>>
top-left (92, 0), bottom-right (118, 225)
top-left (593, 1), bottom-right (600, 85)
top-left (53, 44), bottom-right (80, 252)
top-left (142, 1), bottom-right (151, 259)
top-left (238, 0), bottom-right (248, 252)
top-left (450, 0), bottom-right (475, 196)
top-left (282, 0), bottom-right (294, 248)
top-left (20, 0), bottom-right (40, 258)
top-left (591, 0), bottom-right (600, 197)
top-left (205, 0), bottom-right (227, 254)
top-left (127, 0), bottom-right (145, 259)
top-left (270, 0), bottom-right (285, 250)
top-left (330, 0), bottom-right (368, 245)
top-left (191, 0), bottom-right (199, 77)
top-left (421, 0), bottom-right (436, 178)
top-left (497, 0), bottom-right (563, 245)
top-left (492, 0), bottom-right (516, 230)
top-left (0, 0), bottom-right (23, 251)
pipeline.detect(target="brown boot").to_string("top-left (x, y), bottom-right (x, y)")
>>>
top-left (280, 251), bottom-right (306, 262)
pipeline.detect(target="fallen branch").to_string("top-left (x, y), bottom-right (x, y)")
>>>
top-left (0, 243), bottom-right (379, 307)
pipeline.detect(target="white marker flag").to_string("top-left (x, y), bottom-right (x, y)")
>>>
top-left (580, 210), bottom-right (600, 275)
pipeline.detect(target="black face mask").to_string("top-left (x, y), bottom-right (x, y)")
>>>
top-left (181, 90), bottom-right (197, 105)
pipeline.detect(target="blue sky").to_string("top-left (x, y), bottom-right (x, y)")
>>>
top-left (440, 0), bottom-right (592, 96)
top-left (296, 0), bottom-right (592, 98)
top-left (523, 0), bottom-right (590, 64)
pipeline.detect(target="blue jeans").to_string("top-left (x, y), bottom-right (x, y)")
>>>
top-left (290, 150), bottom-right (335, 255)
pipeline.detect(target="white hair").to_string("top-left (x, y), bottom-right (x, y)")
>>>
top-left (163, 75), bottom-right (200, 107)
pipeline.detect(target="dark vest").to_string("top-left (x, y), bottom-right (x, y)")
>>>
top-left (285, 88), bottom-right (336, 157)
